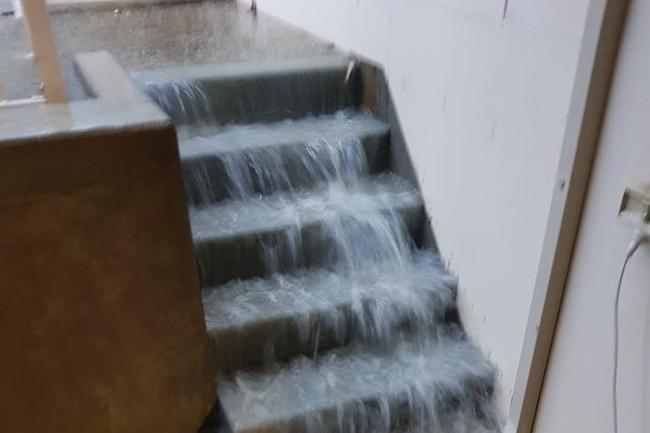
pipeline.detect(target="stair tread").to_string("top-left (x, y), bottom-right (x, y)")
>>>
top-left (218, 337), bottom-right (495, 433)
top-left (189, 174), bottom-right (421, 241)
top-left (203, 250), bottom-right (453, 335)
top-left (135, 55), bottom-right (358, 126)
top-left (202, 250), bottom-right (457, 374)
top-left (178, 110), bottom-right (389, 158)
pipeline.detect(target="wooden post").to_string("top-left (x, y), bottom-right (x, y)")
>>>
top-left (0, 82), bottom-right (5, 101)
top-left (20, 0), bottom-right (67, 103)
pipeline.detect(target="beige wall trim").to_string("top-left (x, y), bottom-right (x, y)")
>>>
top-left (506, 1), bottom-right (630, 432)
top-left (20, 0), bottom-right (67, 103)
top-left (0, 96), bottom-right (46, 107)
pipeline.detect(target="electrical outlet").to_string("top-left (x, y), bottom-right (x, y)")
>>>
top-left (618, 183), bottom-right (650, 235)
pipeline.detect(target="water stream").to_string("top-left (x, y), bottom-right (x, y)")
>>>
top-left (146, 80), bottom-right (499, 433)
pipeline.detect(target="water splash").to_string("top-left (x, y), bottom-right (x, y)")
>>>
top-left (189, 175), bottom-right (423, 284)
top-left (142, 80), bottom-right (215, 126)
top-left (179, 111), bottom-right (385, 205)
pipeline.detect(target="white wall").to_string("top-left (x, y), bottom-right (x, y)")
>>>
top-left (534, 1), bottom-right (650, 432)
top-left (257, 0), bottom-right (589, 416)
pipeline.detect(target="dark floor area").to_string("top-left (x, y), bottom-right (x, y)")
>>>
top-left (0, 0), bottom-right (336, 100)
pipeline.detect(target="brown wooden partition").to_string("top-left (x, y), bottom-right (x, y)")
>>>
top-left (0, 100), bottom-right (214, 433)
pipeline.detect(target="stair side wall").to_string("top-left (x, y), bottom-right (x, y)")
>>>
top-left (355, 60), bottom-right (437, 251)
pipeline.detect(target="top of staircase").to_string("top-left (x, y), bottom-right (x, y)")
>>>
top-left (134, 55), bottom-right (359, 126)
top-left (131, 55), bottom-right (351, 85)
top-left (2, 0), bottom-right (337, 100)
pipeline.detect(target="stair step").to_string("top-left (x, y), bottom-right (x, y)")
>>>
top-left (203, 250), bottom-right (456, 374)
top-left (179, 110), bottom-right (390, 206)
top-left (190, 175), bottom-right (424, 286)
top-left (133, 55), bottom-right (359, 126)
top-left (217, 337), bottom-right (497, 433)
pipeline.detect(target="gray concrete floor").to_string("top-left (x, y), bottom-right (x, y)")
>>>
top-left (0, 0), bottom-right (336, 100)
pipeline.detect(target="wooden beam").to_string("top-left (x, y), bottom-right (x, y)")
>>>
top-left (19, 0), bottom-right (67, 103)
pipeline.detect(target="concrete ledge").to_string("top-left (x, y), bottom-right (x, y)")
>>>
top-left (75, 50), bottom-right (153, 103)
top-left (0, 98), bottom-right (167, 144)
top-left (0, 51), bottom-right (169, 145)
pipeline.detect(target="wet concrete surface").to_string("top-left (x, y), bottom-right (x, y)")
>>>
top-left (0, 0), bottom-right (12, 15)
top-left (0, 0), bottom-right (337, 100)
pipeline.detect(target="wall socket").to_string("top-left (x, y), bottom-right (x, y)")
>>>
top-left (618, 183), bottom-right (650, 235)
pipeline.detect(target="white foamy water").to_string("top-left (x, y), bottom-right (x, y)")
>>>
top-left (204, 251), bottom-right (457, 357)
top-left (189, 175), bottom-right (422, 281)
top-left (178, 111), bottom-right (387, 205)
top-left (146, 77), bottom-right (499, 433)
top-left (219, 336), bottom-right (499, 433)
top-left (144, 80), bottom-right (214, 126)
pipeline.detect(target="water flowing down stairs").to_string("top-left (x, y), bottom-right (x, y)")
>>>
top-left (137, 56), bottom-right (499, 433)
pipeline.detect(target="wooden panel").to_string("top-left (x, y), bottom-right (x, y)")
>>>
top-left (0, 121), bottom-right (214, 433)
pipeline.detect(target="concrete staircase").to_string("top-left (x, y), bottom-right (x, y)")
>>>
top-left (136, 56), bottom-right (499, 433)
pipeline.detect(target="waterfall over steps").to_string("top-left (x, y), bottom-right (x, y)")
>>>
top-left (137, 56), bottom-right (500, 433)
